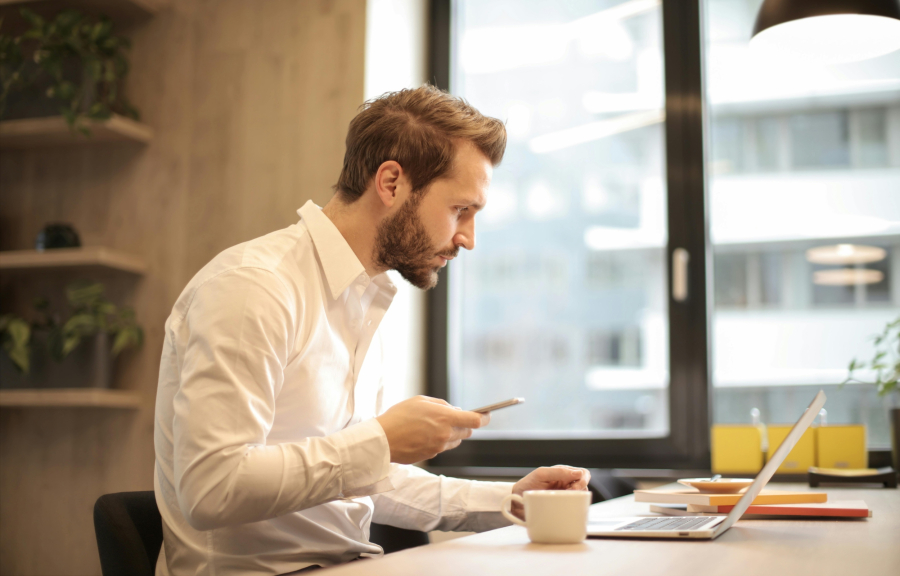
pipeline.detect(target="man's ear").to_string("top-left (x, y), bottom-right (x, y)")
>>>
top-left (374, 160), bottom-right (403, 208)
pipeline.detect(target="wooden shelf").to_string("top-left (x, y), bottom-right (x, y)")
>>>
top-left (0, 114), bottom-right (153, 149)
top-left (0, 388), bottom-right (141, 408)
top-left (0, 247), bottom-right (147, 275)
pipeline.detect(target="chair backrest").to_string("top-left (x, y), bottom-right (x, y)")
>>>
top-left (588, 469), bottom-right (638, 502)
top-left (369, 522), bottom-right (430, 554)
top-left (94, 491), bottom-right (163, 576)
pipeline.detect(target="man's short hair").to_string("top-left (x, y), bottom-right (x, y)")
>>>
top-left (334, 85), bottom-right (507, 201)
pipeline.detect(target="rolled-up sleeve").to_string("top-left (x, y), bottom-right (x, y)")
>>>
top-left (370, 464), bottom-right (514, 533)
top-left (171, 268), bottom-right (392, 531)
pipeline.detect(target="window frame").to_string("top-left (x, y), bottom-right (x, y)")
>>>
top-left (426, 0), bottom-right (712, 470)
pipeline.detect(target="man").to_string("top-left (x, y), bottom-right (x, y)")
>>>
top-left (154, 85), bottom-right (590, 576)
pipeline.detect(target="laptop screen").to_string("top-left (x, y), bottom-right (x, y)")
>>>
top-left (714, 389), bottom-right (827, 535)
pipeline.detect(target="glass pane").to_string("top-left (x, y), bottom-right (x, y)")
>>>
top-left (705, 0), bottom-right (900, 447)
top-left (449, 0), bottom-right (669, 439)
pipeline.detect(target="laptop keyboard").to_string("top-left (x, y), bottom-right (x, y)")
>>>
top-left (614, 517), bottom-right (716, 531)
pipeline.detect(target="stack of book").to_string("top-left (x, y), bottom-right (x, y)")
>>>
top-left (635, 488), bottom-right (872, 518)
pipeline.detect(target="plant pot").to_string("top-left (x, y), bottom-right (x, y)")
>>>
top-left (0, 331), bottom-right (112, 389)
top-left (892, 407), bottom-right (900, 474)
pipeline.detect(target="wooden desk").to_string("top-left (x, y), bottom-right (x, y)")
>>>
top-left (325, 484), bottom-right (899, 575)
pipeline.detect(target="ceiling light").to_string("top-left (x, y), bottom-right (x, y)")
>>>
top-left (805, 244), bottom-right (887, 265)
top-left (750, 0), bottom-right (900, 63)
top-left (813, 268), bottom-right (884, 286)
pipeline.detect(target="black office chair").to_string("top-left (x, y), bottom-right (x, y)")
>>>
top-left (94, 491), bottom-right (163, 576)
top-left (93, 489), bottom-right (426, 575)
top-left (588, 469), bottom-right (638, 502)
top-left (369, 523), bottom-right (430, 554)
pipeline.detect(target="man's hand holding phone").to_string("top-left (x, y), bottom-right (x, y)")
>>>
top-left (375, 396), bottom-right (526, 464)
top-left (375, 396), bottom-right (489, 464)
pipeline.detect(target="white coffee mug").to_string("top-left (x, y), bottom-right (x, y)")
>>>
top-left (500, 490), bottom-right (591, 544)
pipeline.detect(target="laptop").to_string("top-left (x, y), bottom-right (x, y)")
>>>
top-left (587, 389), bottom-right (827, 540)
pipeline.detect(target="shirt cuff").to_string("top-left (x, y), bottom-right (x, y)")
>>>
top-left (462, 480), bottom-right (515, 532)
top-left (332, 418), bottom-right (393, 498)
top-left (467, 480), bottom-right (514, 512)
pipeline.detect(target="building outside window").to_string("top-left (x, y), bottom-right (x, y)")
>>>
top-left (705, 0), bottom-right (900, 446)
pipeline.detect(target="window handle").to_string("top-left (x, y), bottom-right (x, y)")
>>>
top-left (672, 248), bottom-right (690, 302)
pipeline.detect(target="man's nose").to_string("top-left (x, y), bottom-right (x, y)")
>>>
top-left (455, 220), bottom-right (476, 251)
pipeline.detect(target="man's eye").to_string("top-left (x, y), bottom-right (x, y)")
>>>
top-left (456, 206), bottom-right (469, 215)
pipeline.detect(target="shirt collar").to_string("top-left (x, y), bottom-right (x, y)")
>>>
top-left (298, 200), bottom-right (391, 300)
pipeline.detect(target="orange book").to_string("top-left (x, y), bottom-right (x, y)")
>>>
top-left (634, 489), bottom-right (828, 506)
top-left (650, 501), bottom-right (871, 518)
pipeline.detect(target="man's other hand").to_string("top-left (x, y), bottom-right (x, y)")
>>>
top-left (375, 396), bottom-right (489, 464)
top-left (509, 466), bottom-right (592, 520)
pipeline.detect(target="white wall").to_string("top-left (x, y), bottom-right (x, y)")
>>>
top-left (365, 0), bottom-right (428, 100)
top-left (365, 0), bottom-right (430, 407)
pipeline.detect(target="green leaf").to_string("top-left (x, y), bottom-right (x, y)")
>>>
top-left (111, 328), bottom-right (138, 356)
top-left (7, 344), bottom-right (29, 373)
top-left (55, 10), bottom-right (82, 32)
top-left (19, 8), bottom-right (45, 30)
top-left (87, 102), bottom-right (110, 120)
top-left (66, 281), bottom-right (104, 307)
top-left (61, 334), bottom-right (81, 357)
top-left (97, 301), bottom-right (116, 315)
top-left (846, 316), bottom-right (900, 398)
top-left (62, 313), bottom-right (98, 336)
top-left (6, 318), bottom-right (29, 346)
top-left (1, 316), bottom-right (31, 374)
top-left (111, 330), bottom-right (129, 355)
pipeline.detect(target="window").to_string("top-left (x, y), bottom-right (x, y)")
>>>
top-left (428, 0), bottom-right (708, 469)
top-left (706, 0), bottom-right (900, 448)
top-left (443, 0), bottom-right (672, 443)
top-left (428, 0), bottom-right (899, 469)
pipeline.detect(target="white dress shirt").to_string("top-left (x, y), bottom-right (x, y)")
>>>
top-left (154, 200), bottom-right (513, 576)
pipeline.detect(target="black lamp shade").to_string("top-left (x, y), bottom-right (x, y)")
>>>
top-left (753, 0), bottom-right (900, 37)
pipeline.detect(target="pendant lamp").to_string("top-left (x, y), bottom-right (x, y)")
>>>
top-left (750, 0), bottom-right (900, 63)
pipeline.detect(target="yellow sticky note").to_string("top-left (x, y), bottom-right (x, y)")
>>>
top-left (767, 425), bottom-right (815, 473)
top-left (816, 425), bottom-right (867, 469)
top-left (711, 425), bottom-right (764, 474)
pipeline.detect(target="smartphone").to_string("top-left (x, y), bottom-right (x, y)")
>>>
top-left (470, 397), bottom-right (525, 414)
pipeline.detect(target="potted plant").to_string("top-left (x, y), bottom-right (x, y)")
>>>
top-left (0, 280), bottom-right (143, 388)
top-left (0, 7), bottom-right (138, 134)
top-left (843, 317), bottom-right (900, 473)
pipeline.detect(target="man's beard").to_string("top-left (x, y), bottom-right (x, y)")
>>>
top-left (373, 195), bottom-right (457, 290)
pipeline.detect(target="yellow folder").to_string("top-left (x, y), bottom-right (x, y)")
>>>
top-left (816, 425), bottom-right (867, 469)
top-left (711, 425), bottom-right (764, 474)
top-left (767, 425), bottom-right (816, 473)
